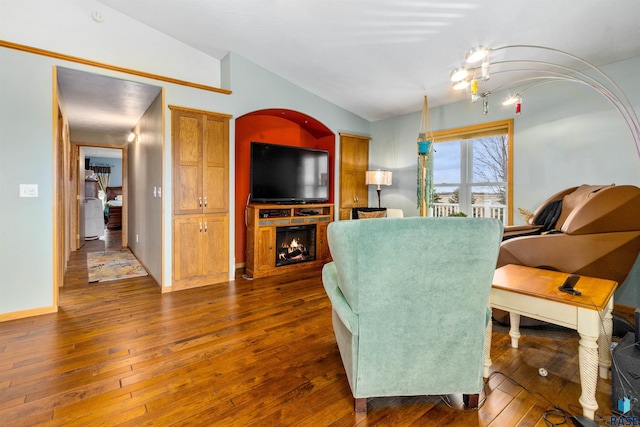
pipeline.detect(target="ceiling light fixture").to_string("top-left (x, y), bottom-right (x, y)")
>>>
top-left (453, 80), bottom-right (470, 90)
top-left (465, 46), bottom-right (489, 64)
top-left (502, 95), bottom-right (520, 106)
top-left (450, 67), bottom-right (469, 82)
top-left (127, 132), bottom-right (140, 143)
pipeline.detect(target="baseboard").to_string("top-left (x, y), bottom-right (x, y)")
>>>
top-left (0, 304), bottom-right (58, 323)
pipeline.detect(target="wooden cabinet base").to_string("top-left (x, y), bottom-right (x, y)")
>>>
top-left (245, 203), bottom-right (333, 279)
top-left (172, 214), bottom-right (229, 290)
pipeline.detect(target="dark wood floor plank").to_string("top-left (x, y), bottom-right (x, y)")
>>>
top-left (0, 229), bottom-right (617, 426)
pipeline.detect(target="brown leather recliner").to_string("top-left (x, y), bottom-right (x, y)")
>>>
top-left (498, 184), bottom-right (640, 285)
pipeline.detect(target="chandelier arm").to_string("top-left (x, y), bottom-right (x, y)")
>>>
top-left (470, 59), bottom-right (619, 99)
top-left (487, 45), bottom-right (640, 128)
top-left (482, 74), bottom-right (640, 155)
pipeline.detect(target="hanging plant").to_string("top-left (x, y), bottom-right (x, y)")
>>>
top-left (416, 95), bottom-right (434, 217)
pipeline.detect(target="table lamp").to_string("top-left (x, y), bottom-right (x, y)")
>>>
top-left (365, 170), bottom-right (392, 208)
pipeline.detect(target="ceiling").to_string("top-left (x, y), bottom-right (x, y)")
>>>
top-left (57, 67), bottom-right (161, 137)
top-left (61, 1), bottom-right (640, 136)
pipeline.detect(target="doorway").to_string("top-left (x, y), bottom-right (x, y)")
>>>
top-left (76, 145), bottom-right (126, 250)
top-left (56, 67), bottom-right (163, 292)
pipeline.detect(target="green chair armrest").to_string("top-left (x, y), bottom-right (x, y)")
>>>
top-left (322, 262), bottom-right (359, 335)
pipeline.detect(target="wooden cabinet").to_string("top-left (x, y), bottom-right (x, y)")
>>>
top-left (170, 106), bottom-right (231, 290)
top-left (172, 108), bottom-right (228, 215)
top-left (245, 203), bottom-right (334, 279)
top-left (339, 133), bottom-right (370, 220)
top-left (173, 214), bottom-right (229, 287)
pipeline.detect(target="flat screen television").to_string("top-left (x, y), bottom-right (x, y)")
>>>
top-left (250, 142), bottom-right (329, 203)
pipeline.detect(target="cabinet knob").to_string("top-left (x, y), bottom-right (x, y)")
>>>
top-left (199, 222), bottom-right (203, 232)
top-left (199, 197), bottom-right (202, 208)
top-left (204, 197), bottom-right (207, 208)
top-left (204, 222), bottom-right (208, 232)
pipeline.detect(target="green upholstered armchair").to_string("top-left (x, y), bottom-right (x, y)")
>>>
top-left (322, 217), bottom-right (503, 413)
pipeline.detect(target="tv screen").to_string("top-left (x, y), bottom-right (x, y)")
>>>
top-left (250, 142), bottom-right (329, 203)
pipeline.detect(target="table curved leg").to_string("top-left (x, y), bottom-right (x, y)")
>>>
top-left (577, 308), bottom-right (600, 420)
top-left (598, 299), bottom-right (613, 379)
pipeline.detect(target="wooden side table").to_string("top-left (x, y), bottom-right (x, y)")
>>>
top-left (484, 264), bottom-right (617, 420)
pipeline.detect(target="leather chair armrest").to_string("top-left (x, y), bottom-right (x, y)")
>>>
top-left (502, 225), bottom-right (543, 241)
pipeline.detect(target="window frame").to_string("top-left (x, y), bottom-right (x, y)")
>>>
top-left (431, 119), bottom-right (514, 225)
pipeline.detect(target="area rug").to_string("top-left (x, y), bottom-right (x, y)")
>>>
top-left (87, 249), bottom-right (147, 283)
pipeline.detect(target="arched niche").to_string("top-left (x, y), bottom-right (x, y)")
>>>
top-left (234, 109), bottom-right (335, 265)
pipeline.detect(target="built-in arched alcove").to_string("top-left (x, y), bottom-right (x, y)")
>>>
top-left (234, 109), bottom-right (335, 265)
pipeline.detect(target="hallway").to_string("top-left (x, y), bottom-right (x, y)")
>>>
top-left (63, 230), bottom-right (142, 290)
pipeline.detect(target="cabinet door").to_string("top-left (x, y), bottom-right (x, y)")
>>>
top-left (202, 214), bottom-right (229, 279)
top-left (173, 110), bottom-right (203, 215)
top-left (173, 216), bottom-right (204, 281)
top-left (316, 221), bottom-right (330, 262)
top-left (353, 139), bottom-right (369, 205)
top-left (256, 227), bottom-right (274, 272)
top-left (203, 114), bottom-right (229, 214)
top-left (340, 134), bottom-right (369, 214)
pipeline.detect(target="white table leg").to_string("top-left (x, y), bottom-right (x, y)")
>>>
top-left (484, 311), bottom-right (492, 378)
top-left (509, 312), bottom-right (521, 348)
top-left (598, 297), bottom-right (614, 379)
top-left (577, 308), bottom-right (600, 420)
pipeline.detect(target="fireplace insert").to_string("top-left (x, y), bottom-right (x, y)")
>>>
top-left (275, 224), bottom-right (316, 267)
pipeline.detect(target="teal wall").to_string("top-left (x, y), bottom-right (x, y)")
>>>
top-left (0, 9), bottom-right (369, 317)
top-left (127, 93), bottom-right (164, 285)
top-left (1, 0), bottom-right (638, 316)
top-left (370, 56), bottom-right (640, 308)
top-left (0, 48), bottom-right (55, 313)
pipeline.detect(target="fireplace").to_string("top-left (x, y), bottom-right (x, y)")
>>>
top-left (275, 224), bottom-right (316, 267)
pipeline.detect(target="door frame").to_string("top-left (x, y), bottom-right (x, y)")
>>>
top-left (71, 142), bottom-right (128, 251)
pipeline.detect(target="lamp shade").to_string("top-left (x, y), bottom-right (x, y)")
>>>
top-left (365, 170), bottom-right (392, 186)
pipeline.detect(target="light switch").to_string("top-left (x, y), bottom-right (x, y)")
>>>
top-left (19, 184), bottom-right (38, 197)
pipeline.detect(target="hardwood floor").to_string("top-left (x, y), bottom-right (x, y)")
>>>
top-left (0, 233), bottom-right (614, 426)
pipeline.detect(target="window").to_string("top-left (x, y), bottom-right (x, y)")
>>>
top-left (431, 120), bottom-right (513, 224)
